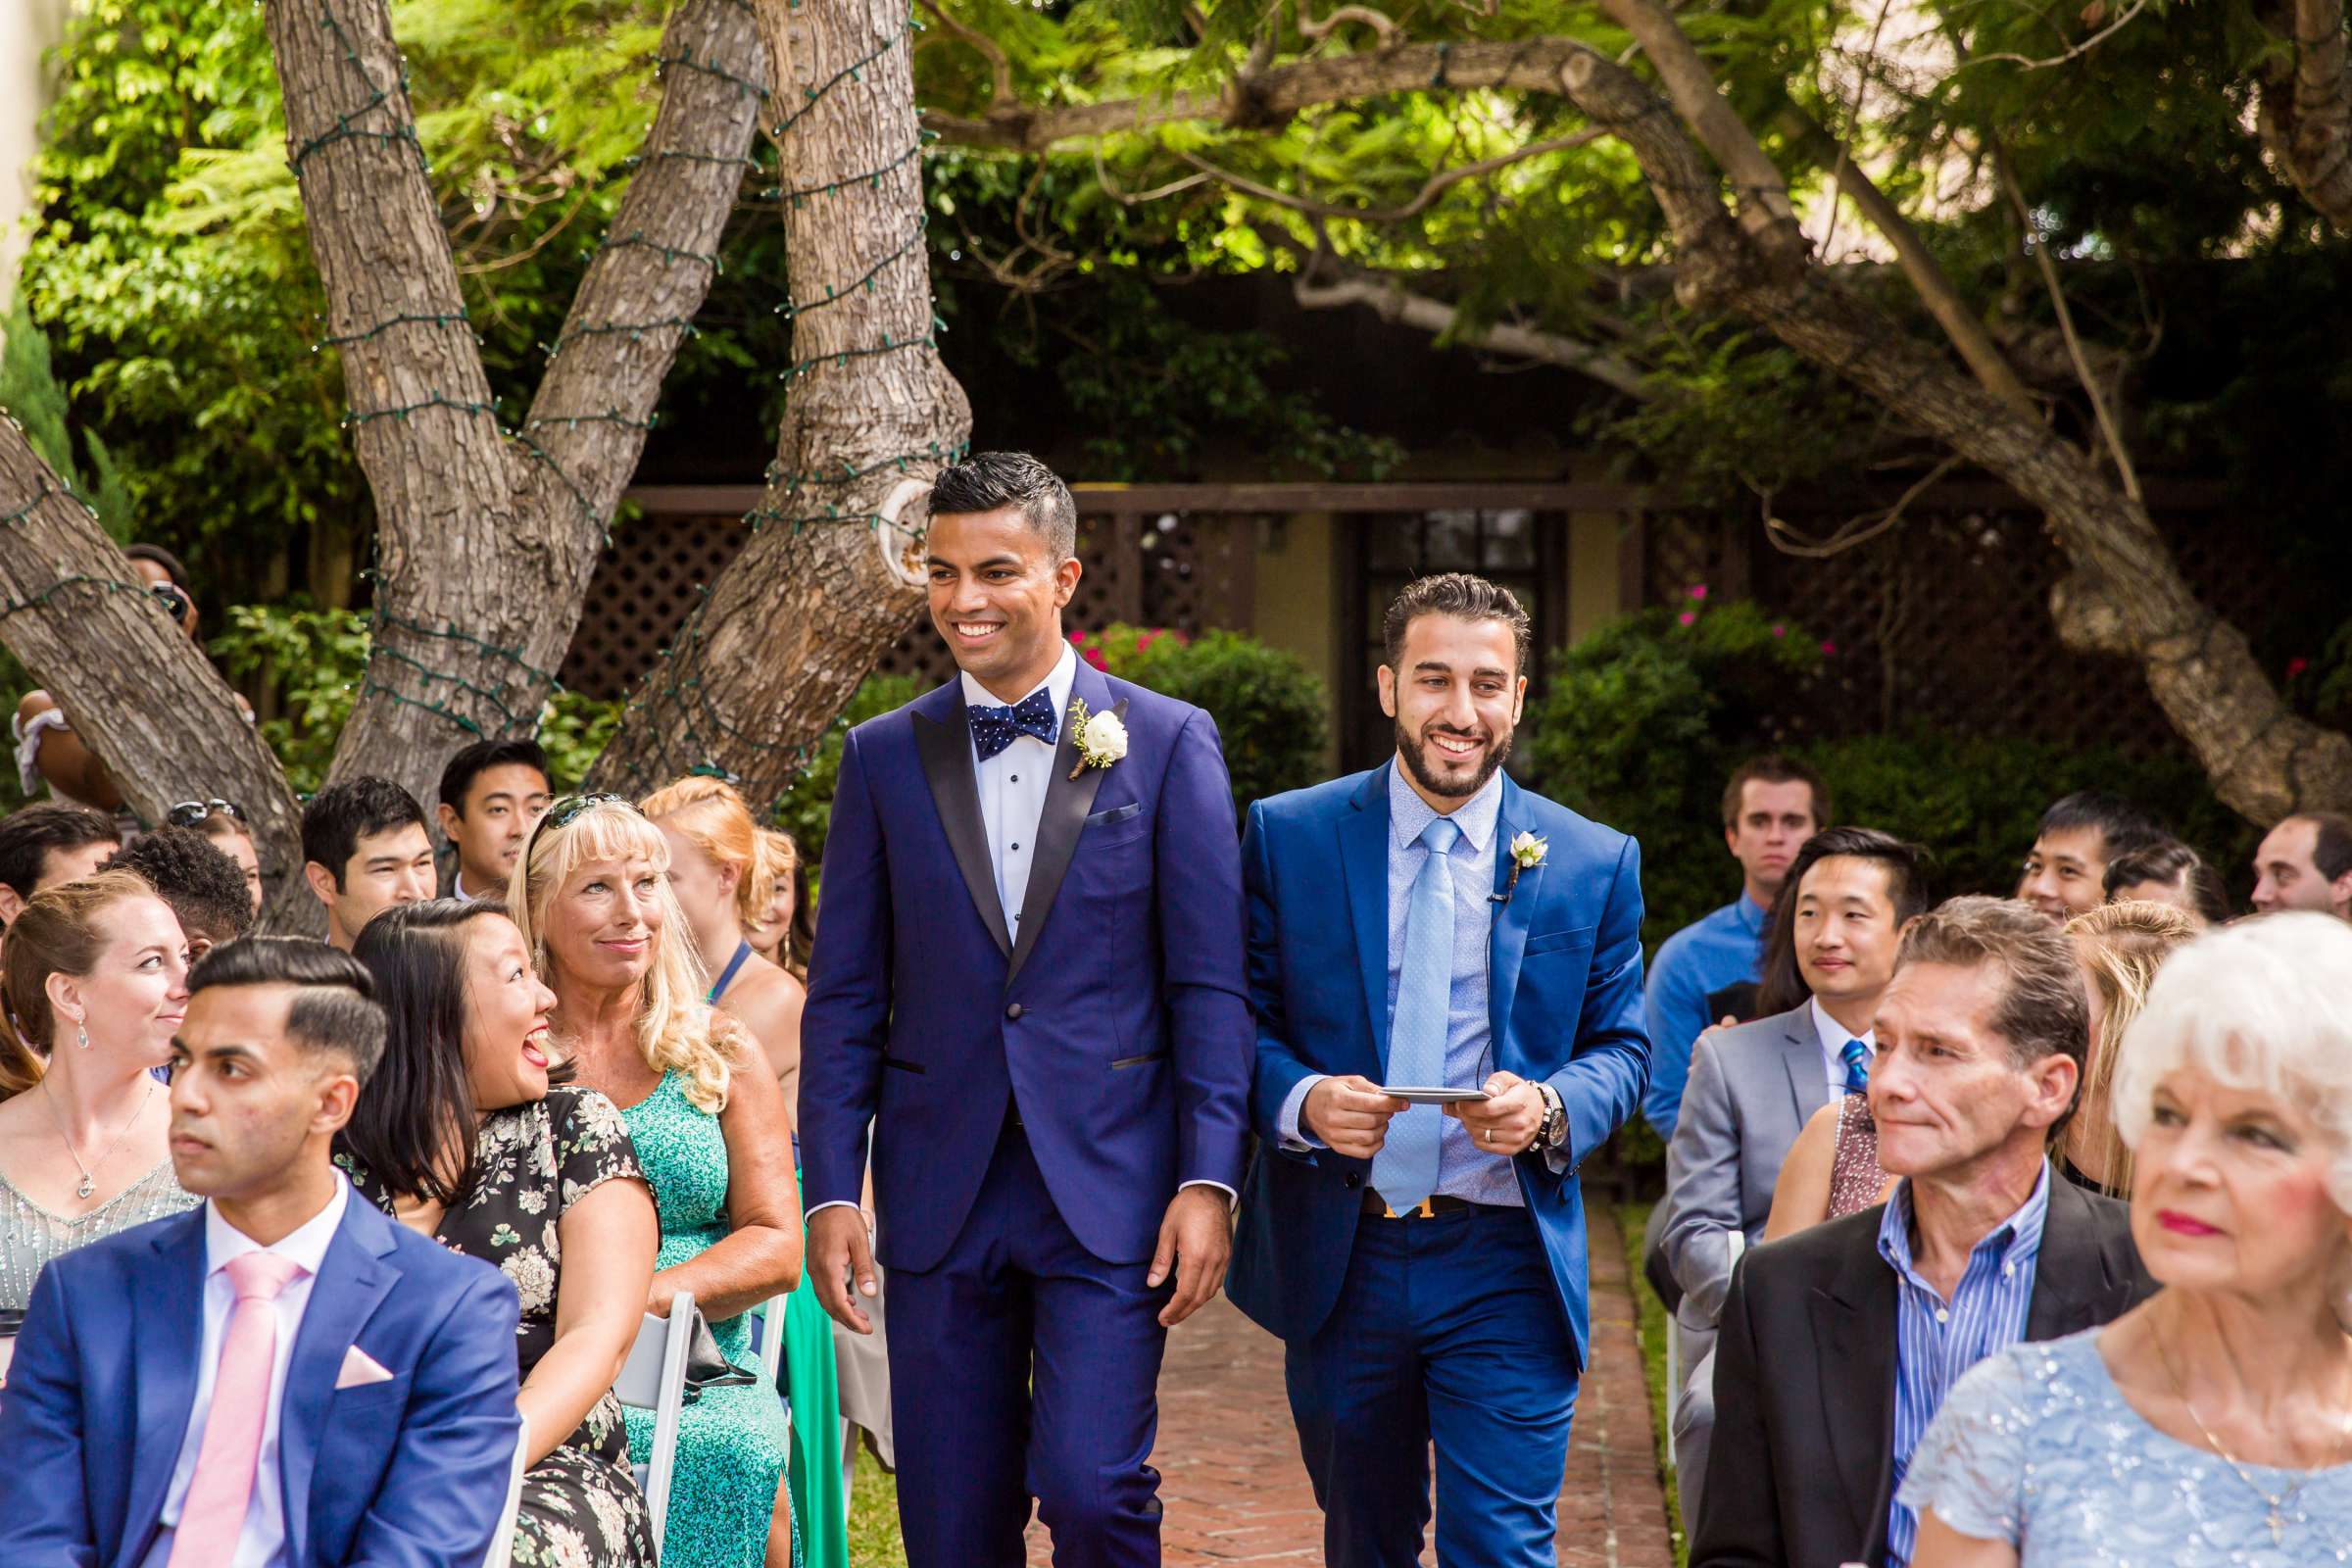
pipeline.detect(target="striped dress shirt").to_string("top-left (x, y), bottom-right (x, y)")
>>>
top-left (1875, 1161), bottom-right (2050, 1567)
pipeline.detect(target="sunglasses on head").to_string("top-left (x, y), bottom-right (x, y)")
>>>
top-left (167, 798), bottom-right (245, 828)
top-left (525, 792), bottom-right (632, 857)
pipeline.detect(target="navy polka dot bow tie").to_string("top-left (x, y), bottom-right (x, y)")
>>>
top-left (969, 687), bottom-right (1058, 760)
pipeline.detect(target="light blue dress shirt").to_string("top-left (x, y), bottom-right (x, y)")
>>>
top-left (1279, 765), bottom-right (1562, 1205)
top-left (1877, 1162), bottom-right (2050, 1568)
top-left (1641, 893), bottom-right (1769, 1140)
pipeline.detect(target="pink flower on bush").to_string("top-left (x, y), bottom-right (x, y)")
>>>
top-left (1677, 611), bottom-right (1696, 626)
top-left (1689, 584), bottom-right (1709, 601)
top-left (1820, 640), bottom-right (1838, 656)
top-left (1770, 624), bottom-right (1787, 638)
top-left (2288, 656), bottom-right (2311, 679)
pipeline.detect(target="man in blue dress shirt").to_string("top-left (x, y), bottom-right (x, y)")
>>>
top-left (1642, 756), bottom-right (1826, 1141)
top-left (1230, 572), bottom-right (1650, 1568)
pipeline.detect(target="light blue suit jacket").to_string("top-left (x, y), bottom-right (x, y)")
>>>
top-left (1227, 764), bottom-right (1652, 1363)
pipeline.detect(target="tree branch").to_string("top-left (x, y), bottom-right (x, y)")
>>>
top-left (923, 36), bottom-right (1589, 151)
top-left (1172, 127), bottom-right (1604, 224)
top-left (915, 0), bottom-right (1016, 109)
top-left (1298, 1), bottom-right (1400, 45)
top-left (2259, 0), bottom-right (2352, 231)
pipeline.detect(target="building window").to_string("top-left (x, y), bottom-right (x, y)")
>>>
top-left (1345, 510), bottom-right (1564, 772)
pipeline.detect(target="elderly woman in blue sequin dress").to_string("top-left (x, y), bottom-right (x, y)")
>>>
top-left (1905, 912), bottom-right (2352, 1567)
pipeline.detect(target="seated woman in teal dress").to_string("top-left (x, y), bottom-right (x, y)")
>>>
top-left (338, 899), bottom-right (662, 1568)
top-left (511, 795), bottom-right (806, 1568)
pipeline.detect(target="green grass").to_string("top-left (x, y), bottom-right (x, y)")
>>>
top-left (1617, 1200), bottom-right (1690, 1568)
top-left (846, 1446), bottom-right (906, 1568)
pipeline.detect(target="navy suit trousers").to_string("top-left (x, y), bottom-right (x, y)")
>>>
top-left (1286, 1203), bottom-right (1580, 1568)
top-left (886, 1118), bottom-right (1169, 1568)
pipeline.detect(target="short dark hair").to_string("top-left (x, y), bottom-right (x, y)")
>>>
top-left (2036, 791), bottom-right (2163, 858)
top-left (2282, 810), bottom-right (2352, 883)
top-left (344, 900), bottom-right (506, 1203)
top-left (1721, 755), bottom-right (1829, 831)
top-left (107, 827), bottom-right (254, 947)
top-left (188, 936), bottom-right (387, 1083)
top-left (302, 777), bottom-right (429, 891)
top-left (0, 804), bottom-right (122, 899)
top-left (437, 738), bottom-right (552, 815)
top-left (1897, 894), bottom-right (2088, 1086)
top-left (1380, 572), bottom-right (1534, 679)
top-left (928, 451), bottom-right (1077, 561)
top-left (1754, 826), bottom-right (1936, 1014)
top-left (2102, 837), bottom-right (2232, 925)
top-left (123, 542), bottom-right (191, 592)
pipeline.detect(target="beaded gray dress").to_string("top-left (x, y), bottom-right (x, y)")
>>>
top-left (1900, 1325), bottom-right (2352, 1565)
top-left (1, 1157), bottom-right (196, 1310)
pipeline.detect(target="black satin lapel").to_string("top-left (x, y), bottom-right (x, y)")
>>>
top-left (1007, 698), bottom-right (1125, 983)
top-left (913, 708), bottom-right (1013, 958)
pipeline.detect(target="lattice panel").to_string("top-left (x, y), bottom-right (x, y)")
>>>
top-left (1652, 502), bottom-right (2249, 759)
top-left (561, 515), bottom-right (751, 701)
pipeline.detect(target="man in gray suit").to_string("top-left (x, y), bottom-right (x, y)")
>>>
top-left (1659, 826), bottom-right (1931, 1517)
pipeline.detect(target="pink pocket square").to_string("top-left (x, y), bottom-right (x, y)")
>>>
top-left (335, 1346), bottom-right (395, 1390)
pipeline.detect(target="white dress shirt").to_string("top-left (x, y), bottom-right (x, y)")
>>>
top-left (1809, 995), bottom-right (1876, 1098)
top-left (960, 643), bottom-right (1079, 938)
top-left (142, 1172), bottom-right (352, 1568)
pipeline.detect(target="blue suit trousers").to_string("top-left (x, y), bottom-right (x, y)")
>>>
top-left (887, 1119), bottom-right (1169, 1568)
top-left (1286, 1203), bottom-right (1580, 1568)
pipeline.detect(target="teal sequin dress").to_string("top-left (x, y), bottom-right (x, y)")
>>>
top-left (620, 1070), bottom-right (799, 1568)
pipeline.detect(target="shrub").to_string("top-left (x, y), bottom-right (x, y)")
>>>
top-left (1075, 624), bottom-right (1330, 822)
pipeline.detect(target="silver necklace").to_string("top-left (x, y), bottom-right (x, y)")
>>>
top-left (2154, 1317), bottom-right (2352, 1547)
top-left (39, 1077), bottom-right (155, 1200)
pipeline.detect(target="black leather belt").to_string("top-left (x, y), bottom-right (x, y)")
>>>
top-left (1360, 1191), bottom-right (1485, 1219)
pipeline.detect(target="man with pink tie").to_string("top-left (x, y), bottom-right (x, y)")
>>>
top-left (0, 937), bottom-right (521, 1567)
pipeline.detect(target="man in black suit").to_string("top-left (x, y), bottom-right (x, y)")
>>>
top-left (1691, 896), bottom-right (2155, 1568)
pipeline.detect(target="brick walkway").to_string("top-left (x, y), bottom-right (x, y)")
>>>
top-left (1024, 1202), bottom-right (1676, 1566)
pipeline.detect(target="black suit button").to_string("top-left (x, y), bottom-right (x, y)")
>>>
top-left (1005, 1003), bottom-right (1024, 1020)
top-left (1344, 1173), bottom-right (1361, 1189)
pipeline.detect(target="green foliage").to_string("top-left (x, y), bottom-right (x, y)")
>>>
top-left (209, 601), bottom-right (623, 796)
top-left (1524, 600), bottom-right (2258, 946)
top-left (771, 674), bottom-right (926, 867)
top-left (1076, 623), bottom-right (1331, 817)
top-left (1521, 599), bottom-right (1825, 944)
top-left (0, 295), bottom-right (132, 539)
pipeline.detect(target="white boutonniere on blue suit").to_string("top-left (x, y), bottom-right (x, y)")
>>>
top-left (1065, 697), bottom-right (1129, 780)
top-left (1492, 831), bottom-right (1547, 906)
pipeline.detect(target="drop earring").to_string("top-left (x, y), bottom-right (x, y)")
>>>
top-left (74, 1022), bottom-right (89, 1051)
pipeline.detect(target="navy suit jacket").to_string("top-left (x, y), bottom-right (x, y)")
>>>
top-left (799, 658), bottom-right (1254, 1272)
top-left (0, 1192), bottom-right (522, 1568)
top-left (1227, 765), bottom-right (1651, 1364)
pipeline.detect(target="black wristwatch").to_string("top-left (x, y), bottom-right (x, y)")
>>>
top-left (1535, 1083), bottom-right (1569, 1153)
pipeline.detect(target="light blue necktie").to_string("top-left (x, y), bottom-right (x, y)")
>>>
top-left (1840, 1038), bottom-right (1871, 1095)
top-left (1372, 814), bottom-right (1460, 1214)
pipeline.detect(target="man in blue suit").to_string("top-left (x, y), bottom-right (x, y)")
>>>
top-left (0, 936), bottom-right (521, 1567)
top-left (1229, 572), bottom-right (1651, 1568)
top-left (801, 452), bottom-right (1253, 1567)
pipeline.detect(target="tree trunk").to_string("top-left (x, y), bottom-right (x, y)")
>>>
top-left (0, 422), bottom-right (305, 894)
top-left (270, 0), bottom-right (767, 854)
top-left (588, 0), bottom-right (972, 806)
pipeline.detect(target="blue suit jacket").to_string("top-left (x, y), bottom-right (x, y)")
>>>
top-left (799, 659), bottom-right (1254, 1272)
top-left (0, 1192), bottom-right (522, 1568)
top-left (1227, 765), bottom-right (1651, 1364)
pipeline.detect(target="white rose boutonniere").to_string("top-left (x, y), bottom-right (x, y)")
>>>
top-left (1494, 830), bottom-right (1548, 906)
top-left (1066, 697), bottom-right (1128, 779)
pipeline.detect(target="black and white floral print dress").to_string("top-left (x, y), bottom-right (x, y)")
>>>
top-left (342, 1085), bottom-right (658, 1568)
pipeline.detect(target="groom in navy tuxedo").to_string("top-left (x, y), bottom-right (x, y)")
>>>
top-left (1229, 572), bottom-right (1651, 1567)
top-left (800, 452), bottom-right (1253, 1567)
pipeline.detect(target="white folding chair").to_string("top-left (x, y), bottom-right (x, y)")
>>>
top-left (614, 1291), bottom-right (701, 1565)
top-left (479, 1415), bottom-right (531, 1568)
top-left (758, 1292), bottom-right (793, 1469)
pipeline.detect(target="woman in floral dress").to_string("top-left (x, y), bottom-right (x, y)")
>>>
top-left (339, 899), bottom-right (662, 1568)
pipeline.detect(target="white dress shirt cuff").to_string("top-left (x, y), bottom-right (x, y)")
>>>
top-left (805, 1200), bottom-right (865, 1222)
top-left (1277, 1074), bottom-right (1329, 1152)
top-left (1179, 1180), bottom-right (1238, 1207)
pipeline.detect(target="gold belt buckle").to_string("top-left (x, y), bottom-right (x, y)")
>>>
top-left (1381, 1197), bottom-right (1437, 1220)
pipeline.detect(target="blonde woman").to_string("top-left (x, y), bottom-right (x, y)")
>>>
top-left (640, 775), bottom-right (849, 1568)
top-left (2060, 900), bottom-right (2197, 1196)
top-left (511, 795), bottom-right (804, 1568)
top-left (640, 777), bottom-right (807, 1129)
